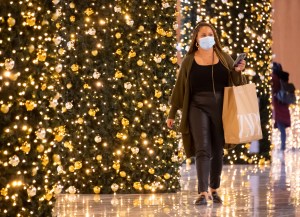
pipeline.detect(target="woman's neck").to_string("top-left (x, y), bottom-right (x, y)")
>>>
top-left (195, 48), bottom-right (214, 57)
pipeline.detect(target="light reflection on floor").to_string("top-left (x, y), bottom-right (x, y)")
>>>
top-left (53, 149), bottom-right (300, 217)
top-left (53, 92), bottom-right (300, 217)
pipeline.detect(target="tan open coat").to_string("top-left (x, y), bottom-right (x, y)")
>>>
top-left (168, 49), bottom-right (244, 158)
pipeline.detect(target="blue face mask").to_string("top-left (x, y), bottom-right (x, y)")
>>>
top-left (198, 36), bottom-right (215, 50)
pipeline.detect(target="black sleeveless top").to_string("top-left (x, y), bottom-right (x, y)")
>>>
top-left (189, 59), bottom-right (228, 94)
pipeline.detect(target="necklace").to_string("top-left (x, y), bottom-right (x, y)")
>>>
top-left (211, 52), bottom-right (216, 99)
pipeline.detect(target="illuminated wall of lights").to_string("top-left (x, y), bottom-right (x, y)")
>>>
top-left (0, 0), bottom-right (180, 216)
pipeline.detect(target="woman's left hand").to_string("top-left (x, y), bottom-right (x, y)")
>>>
top-left (234, 60), bottom-right (246, 72)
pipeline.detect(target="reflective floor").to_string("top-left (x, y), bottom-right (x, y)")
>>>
top-left (53, 93), bottom-right (300, 217)
top-left (53, 149), bottom-right (300, 217)
top-left (54, 96), bottom-right (300, 216)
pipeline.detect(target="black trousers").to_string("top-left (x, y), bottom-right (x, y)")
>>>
top-left (189, 92), bottom-right (225, 193)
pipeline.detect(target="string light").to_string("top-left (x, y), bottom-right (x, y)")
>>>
top-left (0, 0), bottom-right (277, 216)
top-left (0, 0), bottom-right (180, 215)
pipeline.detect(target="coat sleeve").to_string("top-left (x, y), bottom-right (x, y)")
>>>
top-left (168, 57), bottom-right (189, 119)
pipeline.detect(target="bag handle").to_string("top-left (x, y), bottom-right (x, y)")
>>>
top-left (241, 73), bottom-right (247, 85)
top-left (229, 70), bottom-right (247, 86)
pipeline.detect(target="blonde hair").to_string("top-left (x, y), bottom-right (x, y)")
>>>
top-left (187, 22), bottom-right (223, 55)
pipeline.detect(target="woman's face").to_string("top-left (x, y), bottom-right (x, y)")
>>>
top-left (196, 26), bottom-right (214, 41)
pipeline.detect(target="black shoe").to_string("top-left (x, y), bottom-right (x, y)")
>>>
top-left (211, 192), bottom-right (222, 203)
top-left (194, 195), bottom-right (207, 205)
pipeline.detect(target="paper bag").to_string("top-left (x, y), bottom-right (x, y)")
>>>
top-left (222, 83), bottom-right (263, 144)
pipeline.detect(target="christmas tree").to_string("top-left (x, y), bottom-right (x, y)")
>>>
top-left (0, 1), bottom-right (59, 216)
top-left (1, 0), bottom-right (180, 215)
top-left (52, 0), bottom-right (181, 194)
top-left (199, 0), bottom-right (272, 164)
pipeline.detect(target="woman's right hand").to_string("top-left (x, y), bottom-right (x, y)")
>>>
top-left (166, 119), bottom-right (175, 129)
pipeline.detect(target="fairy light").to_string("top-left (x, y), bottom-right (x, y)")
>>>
top-left (0, 0), bottom-right (277, 215)
top-left (0, 0), bottom-right (67, 215)
top-left (178, 1), bottom-right (201, 57)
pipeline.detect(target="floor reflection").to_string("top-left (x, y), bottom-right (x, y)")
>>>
top-left (53, 150), bottom-right (300, 217)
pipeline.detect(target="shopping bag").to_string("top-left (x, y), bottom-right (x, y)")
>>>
top-left (222, 83), bottom-right (263, 144)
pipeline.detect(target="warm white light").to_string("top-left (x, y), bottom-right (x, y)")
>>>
top-left (99, 19), bottom-right (105, 25)
top-left (4, 71), bottom-right (11, 77)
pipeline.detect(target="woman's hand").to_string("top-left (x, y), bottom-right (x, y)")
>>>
top-left (234, 60), bottom-right (246, 72)
top-left (166, 119), bottom-right (175, 129)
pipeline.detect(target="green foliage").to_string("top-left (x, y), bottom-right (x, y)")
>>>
top-left (0, 1), bottom-right (57, 216)
top-left (1, 1), bottom-right (180, 215)
top-left (51, 0), bottom-right (180, 194)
